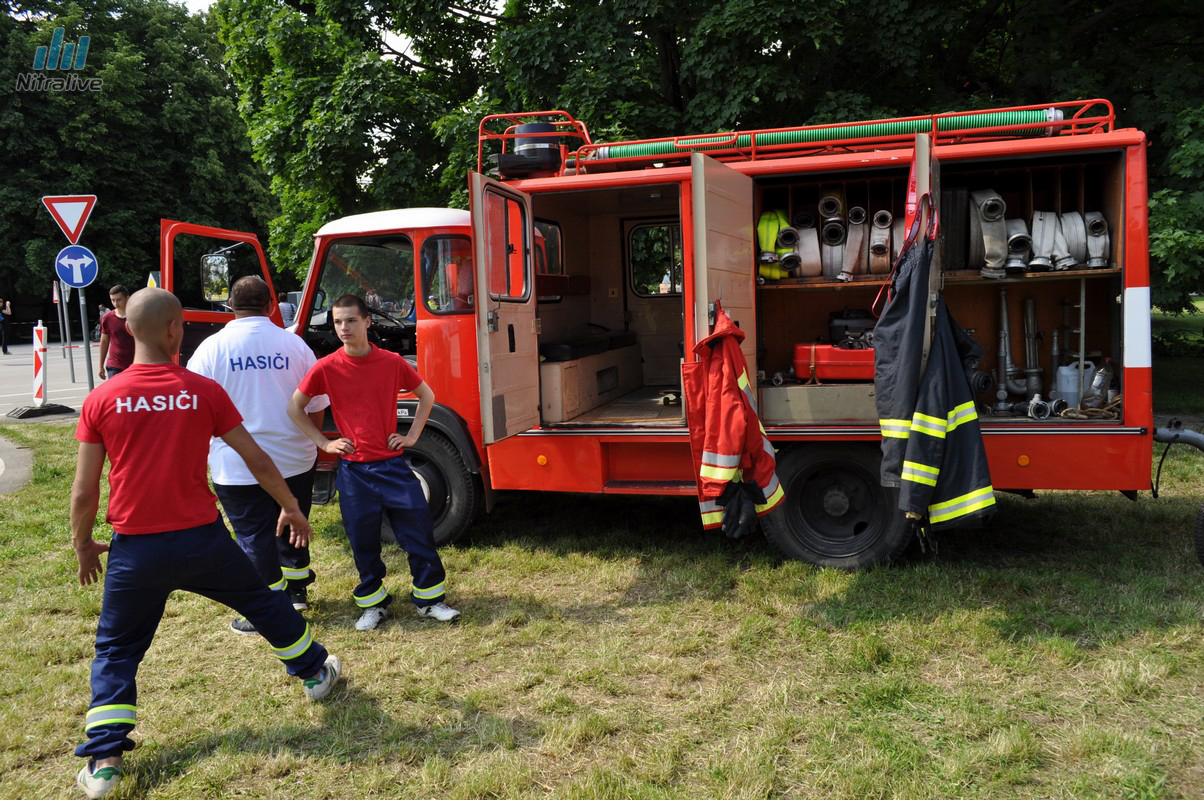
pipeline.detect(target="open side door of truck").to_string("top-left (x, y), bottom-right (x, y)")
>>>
top-left (469, 172), bottom-right (540, 444)
top-left (159, 220), bottom-right (280, 363)
top-left (689, 154), bottom-right (757, 370)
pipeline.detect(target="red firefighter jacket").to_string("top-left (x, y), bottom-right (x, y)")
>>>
top-left (684, 306), bottom-right (785, 529)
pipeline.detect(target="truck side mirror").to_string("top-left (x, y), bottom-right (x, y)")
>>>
top-left (201, 254), bottom-right (230, 302)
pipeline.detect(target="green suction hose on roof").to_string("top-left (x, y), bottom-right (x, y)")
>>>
top-left (587, 109), bottom-right (1055, 161)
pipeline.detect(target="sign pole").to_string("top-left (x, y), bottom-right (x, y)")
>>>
top-left (78, 290), bottom-right (94, 390)
top-left (57, 280), bottom-right (76, 382)
top-left (32, 321), bottom-right (47, 408)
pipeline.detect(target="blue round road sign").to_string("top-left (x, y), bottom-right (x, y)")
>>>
top-left (55, 244), bottom-right (99, 289)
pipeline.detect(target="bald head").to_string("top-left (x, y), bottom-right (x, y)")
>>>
top-left (125, 288), bottom-right (182, 342)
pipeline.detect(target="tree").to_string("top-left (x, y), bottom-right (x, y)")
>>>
top-left (216, 0), bottom-right (1204, 306)
top-left (0, 0), bottom-right (274, 318)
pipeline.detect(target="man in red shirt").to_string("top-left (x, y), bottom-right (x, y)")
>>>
top-left (288, 294), bottom-right (459, 631)
top-left (97, 285), bottom-right (135, 380)
top-left (70, 288), bottom-right (341, 799)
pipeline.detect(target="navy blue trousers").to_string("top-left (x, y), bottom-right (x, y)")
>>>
top-left (336, 456), bottom-right (446, 609)
top-left (214, 463), bottom-right (317, 591)
top-left (76, 520), bottom-right (328, 760)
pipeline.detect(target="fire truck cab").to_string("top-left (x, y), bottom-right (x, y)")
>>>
top-left (163, 99), bottom-right (1159, 569)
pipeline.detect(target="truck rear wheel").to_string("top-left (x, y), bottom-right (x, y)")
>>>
top-left (381, 432), bottom-right (481, 547)
top-left (760, 445), bottom-right (912, 569)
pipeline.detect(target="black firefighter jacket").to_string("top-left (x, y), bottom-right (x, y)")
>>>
top-left (874, 237), bottom-right (996, 530)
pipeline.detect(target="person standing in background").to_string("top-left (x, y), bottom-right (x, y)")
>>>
top-left (0, 295), bottom-right (11, 354)
top-left (278, 292), bottom-right (296, 327)
top-left (97, 286), bottom-right (134, 379)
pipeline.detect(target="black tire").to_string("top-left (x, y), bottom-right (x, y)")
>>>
top-left (1194, 504), bottom-right (1204, 568)
top-left (381, 431), bottom-right (481, 547)
top-left (760, 444), bottom-right (913, 569)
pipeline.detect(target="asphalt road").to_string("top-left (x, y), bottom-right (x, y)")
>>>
top-left (0, 340), bottom-right (98, 419)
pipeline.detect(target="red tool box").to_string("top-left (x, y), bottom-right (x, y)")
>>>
top-left (793, 343), bottom-right (875, 382)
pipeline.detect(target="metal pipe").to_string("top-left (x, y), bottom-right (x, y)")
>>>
top-left (999, 288), bottom-right (1027, 396)
top-left (1048, 329), bottom-right (1061, 399)
top-left (1023, 297), bottom-right (1043, 399)
top-left (1153, 425), bottom-right (1204, 452)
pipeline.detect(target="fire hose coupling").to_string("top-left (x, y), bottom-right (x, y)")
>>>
top-left (818, 194), bottom-right (844, 219)
top-left (969, 190), bottom-right (1008, 278)
top-left (1085, 211), bottom-right (1110, 268)
top-left (1004, 218), bottom-right (1032, 274)
top-left (869, 210), bottom-right (892, 275)
top-left (840, 206), bottom-right (868, 281)
top-left (776, 226), bottom-right (800, 249)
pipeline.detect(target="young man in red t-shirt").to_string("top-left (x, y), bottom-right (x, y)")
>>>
top-left (288, 294), bottom-right (459, 631)
top-left (97, 284), bottom-right (135, 380)
top-left (70, 288), bottom-right (341, 799)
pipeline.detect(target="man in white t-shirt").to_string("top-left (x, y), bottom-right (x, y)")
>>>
top-left (188, 277), bottom-right (330, 633)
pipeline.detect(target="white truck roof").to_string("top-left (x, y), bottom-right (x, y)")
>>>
top-left (315, 207), bottom-right (470, 237)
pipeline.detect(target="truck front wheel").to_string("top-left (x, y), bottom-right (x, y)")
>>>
top-left (381, 432), bottom-right (481, 547)
top-left (760, 445), bottom-right (913, 570)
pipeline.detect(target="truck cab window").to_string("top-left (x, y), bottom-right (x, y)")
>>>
top-left (309, 237), bottom-right (416, 356)
top-left (630, 223), bottom-right (683, 296)
top-left (421, 235), bottom-right (474, 314)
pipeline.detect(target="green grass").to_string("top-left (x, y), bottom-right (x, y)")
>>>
top-left (1152, 298), bottom-right (1204, 416)
top-left (2, 422), bottom-right (1203, 799)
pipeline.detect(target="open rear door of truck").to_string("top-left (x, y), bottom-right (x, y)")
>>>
top-left (159, 220), bottom-right (279, 363)
top-left (469, 172), bottom-right (540, 444)
top-left (689, 154), bottom-right (756, 370)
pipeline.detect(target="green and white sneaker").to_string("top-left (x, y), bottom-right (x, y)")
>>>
top-left (77, 761), bottom-right (122, 799)
top-left (303, 654), bottom-right (342, 701)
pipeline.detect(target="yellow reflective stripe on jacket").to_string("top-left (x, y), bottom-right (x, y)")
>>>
top-left (699, 499), bottom-right (724, 527)
top-left (281, 566), bottom-right (310, 581)
top-left (85, 704), bottom-right (136, 730)
top-left (901, 460), bottom-right (940, 487)
top-left (879, 419), bottom-right (911, 439)
top-left (700, 463), bottom-right (739, 481)
top-left (267, 576), bottom-right (286, 591)
top-left (928, 486), bottom-right (996, 524)
top-left (946, 401), bottom-right (978, 433)
top-left (910, 412), bottom-right (948, 439)
top-left (272, 624), bottom-right (313, 661)
top-left (755, 478), bottom-right (786, 513)
top-left (412, 581), bottom-right (446, 600)
top-left (353, 586), bottom-right (389, 608)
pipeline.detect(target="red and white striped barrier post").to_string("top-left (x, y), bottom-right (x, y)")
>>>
top-left (33, 321), bottom-right (47, 408)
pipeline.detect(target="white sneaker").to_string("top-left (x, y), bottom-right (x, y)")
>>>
top-left (415, 601), bottom-right (461, 622)
top-left (77, 762), bottom-right (122, 798)
top-left (355, 606), bottom-right (387, 631)
top-left (303, 654), bottom-right (341, 701)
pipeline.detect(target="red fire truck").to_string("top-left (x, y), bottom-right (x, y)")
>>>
top-left (160, 99), bottom-right (1197, 569)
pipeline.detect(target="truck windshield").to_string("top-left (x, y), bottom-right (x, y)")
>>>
top-left (316, 238), bottom-right (415, 320)
top-left (307, 237), bottom-right (416, 356)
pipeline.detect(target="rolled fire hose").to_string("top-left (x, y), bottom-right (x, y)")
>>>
top-left (795, 217), bottom-right (822, 277)
top-left (841, 206), bottom-right (868, 280)
top-left (776, 227), bottom-right (800, 250)
top-left (869, 210), bottom-right (892, 274)
top-left (818, 194), bottom-right (844, 220)
top-left (779, 252), bottom-right (802, 274)
top-left (759, 264), bottom-right (789, 281)
top-left (1085, 211), bottom-right (1110, 268)
top-left (821, 214), bottom-right (846, 279)
top-left (891, 217), bottom-right (904, 261)
top-left (1060, 210), bottom-right (1087, 268)
top-left (1029, 211), bottom-right (1057, 271)
top-left (793, 211), bottom-right (815, 229)
top-left (756, 210), bottom-right (792, 261)
top-left (969, 190), bottom-right (1007, 277)
top-left (1003, 218), bottom-right (1031, 273)
top-left (1051, 214), bottom-right (1073, 270)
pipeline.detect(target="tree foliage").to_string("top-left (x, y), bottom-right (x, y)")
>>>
top-left (0, 0), bottom-right (274, 315)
